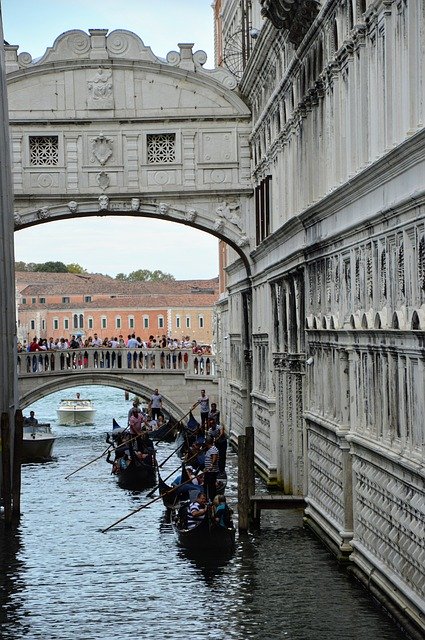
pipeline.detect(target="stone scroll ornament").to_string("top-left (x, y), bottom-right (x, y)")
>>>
top-left (87, 68), bottom-right (114, 109)
top-left (14, 213), bottom-right (22, 227)
top-left (90, 134), bottom-right (113, 165)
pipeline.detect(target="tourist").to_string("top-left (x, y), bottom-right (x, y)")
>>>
top-left (212, 495), bottom-right (232, 528)
top-left (187, 491), bottom-right (208, 529)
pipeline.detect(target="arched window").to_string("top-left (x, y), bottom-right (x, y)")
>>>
top-left (73, 314), bottom-right (78, 329)
top-left (79, 314), bottom-right (84, 329)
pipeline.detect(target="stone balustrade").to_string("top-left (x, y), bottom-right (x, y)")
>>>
top-left (17, 348), bottom-right (216, 378)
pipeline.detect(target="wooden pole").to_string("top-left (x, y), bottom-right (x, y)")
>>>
top-left (1, 412), bottom-right (12, 526)
top-left (237, 434), bottom-right (250, 531)
top-left (245, 425), bottom-right (255, 528)
top-left (12, 409), bottom-right (23, 520)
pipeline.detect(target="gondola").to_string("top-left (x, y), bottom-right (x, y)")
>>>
top-left (107, 419), bottom-right (156, 490)
top-left (150, 417), bottom-right (178, 442)
top-left (172, 506), bottom-right (236, 552)
top-left (116, 457), bottom-right (156, 491)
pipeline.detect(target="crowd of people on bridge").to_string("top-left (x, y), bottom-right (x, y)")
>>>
top-left (17, 334), bottom-right (212, 355)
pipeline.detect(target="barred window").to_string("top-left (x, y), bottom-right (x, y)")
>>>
top-left (29, 136), bottom-right (59, 165)
top-left (147, 133), bottom-right (175, 164)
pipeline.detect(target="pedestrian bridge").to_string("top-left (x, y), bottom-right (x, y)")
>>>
top-left (17, 348), bottom-right (217, 419)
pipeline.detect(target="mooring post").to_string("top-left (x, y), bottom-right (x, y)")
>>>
top-left (1, 412), bottom-right (12, 525)
top-left (237, 434), bottom-right (250, 531)
top-left (12, 409), bottom-right (23, 520)
top-left (245, 426), bottom-right (255, 528)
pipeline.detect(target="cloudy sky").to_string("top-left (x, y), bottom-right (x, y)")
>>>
top-left (2, 0), bottom-right (220, 280)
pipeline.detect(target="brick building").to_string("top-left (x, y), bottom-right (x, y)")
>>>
top-left (16, 271), bottom-right (218, 345)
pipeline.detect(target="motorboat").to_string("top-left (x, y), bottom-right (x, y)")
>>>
top-left (57, 397), bottom-right (96, 425)
top-left (22, 422), bottom-right (56, 462)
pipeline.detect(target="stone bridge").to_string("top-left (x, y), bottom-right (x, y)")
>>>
top-left (17, 348), bottom-right (217, 420)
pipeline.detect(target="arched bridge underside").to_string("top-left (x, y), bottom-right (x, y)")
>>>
top-left (19, 370), bottom-right (217, 421)
top-left (6, 28), bottom-right (254, 272)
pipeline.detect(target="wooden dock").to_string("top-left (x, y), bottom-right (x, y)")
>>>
top-left (250, 493), bottom-right (306, 528)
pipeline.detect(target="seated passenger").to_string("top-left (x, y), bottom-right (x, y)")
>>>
top-left (213, 494), bottom-right (232, 528)
top-left (187, 492), bottom-right (208, 529)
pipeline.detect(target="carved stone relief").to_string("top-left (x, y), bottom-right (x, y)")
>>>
top-left (37, 207), bottom-right (49, 220)
top-left (67, 201), bottom-right (78, 213)
top-left (90, 134), bottom-right (113, 165)
top-left (87, 68), bottom-right (114, 109)
top-left (96, 171), bottom-right (110, 191)
top-left (98, 195), bottom-right (109, 211)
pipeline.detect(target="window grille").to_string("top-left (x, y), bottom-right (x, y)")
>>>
top-left (147, 133), bottom-right (176, 164)
top-left (29, 136), bottom-right (59, 165)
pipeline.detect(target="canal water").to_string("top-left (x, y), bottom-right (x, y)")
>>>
top-left (0, 386), bottom-right (410, 640)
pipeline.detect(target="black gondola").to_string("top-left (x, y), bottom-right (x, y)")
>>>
top-left (172, 507), bottom-right (236, 552)
top-left (107, 419), bottom-right (156, 490)
top-left (117, 457), bottom-right (156, 491)
top-left (150, 418), bottom-right (178, 442)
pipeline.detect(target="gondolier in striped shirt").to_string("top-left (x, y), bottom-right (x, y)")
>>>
top-left (203, 436), bottom-right (219, 501)
top-left (187, 492), bottom-right (208, 529)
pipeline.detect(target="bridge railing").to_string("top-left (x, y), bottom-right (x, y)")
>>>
top-left (17, 348), bottom-right (216, 377)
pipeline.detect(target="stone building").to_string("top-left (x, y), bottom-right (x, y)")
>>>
top-left (213, 0), bottom-right (425, 633)
top-left (16, 272), bottom-right (218, 345)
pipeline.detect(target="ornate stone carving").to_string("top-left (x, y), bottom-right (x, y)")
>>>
top-left (213, 218), bottom-right (225, 232)
top-left (14, 213), bottom-right (22, 226)
top-left (237, 235), bottom-right (250, 248)
top-left (260, 0), bottom-right (320, 47)
top-left (215, 201), bottom-right (243, 231)
top-left (157, 203), bottom-right (169, 215)
top-left (185, 209), bottom-right (197, 222)
top-left (87, 68), bottom-right (114, 109)
top-left (96, 171), bottom-right (110, 191)
top-left (67, 201), bottom-right (78, 213)
top-left (90, 133), bottom-right (113, 165)
top-left (98, 195), bottom-right (109, 211)
top-left (131, 198), bottom-right (140, 212)
top-left (37, 207), bottom-right (49, 220)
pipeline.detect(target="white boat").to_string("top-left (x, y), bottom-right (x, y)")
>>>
top-left (22, 422), bottom-right (56, 462)
top-left (57, 398), bottom-right (96, 425)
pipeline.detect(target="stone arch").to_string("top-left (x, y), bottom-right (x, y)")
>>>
top-left (349, 314), bottom-right (356, 329)
top-left (374, 312), bottom-right (382, 329)
top-left (411, 310), bottom-right (420, 330)
top-left (19, 373), bottom-right (192, 420)
top-left (392, 311), bottom-right (400, 329)
top-left (361, 313), bottom-right (368, 329)
top-left (14, 199), bottom-right (253, 274)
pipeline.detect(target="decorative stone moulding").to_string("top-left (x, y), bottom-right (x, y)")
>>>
top-left (14, 212), bottom-right (22, 226)
top-left (7, 30), bottom-right (238, 91)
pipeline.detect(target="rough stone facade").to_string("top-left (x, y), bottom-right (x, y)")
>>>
top-left (215, 0), bottom-right (425, 633)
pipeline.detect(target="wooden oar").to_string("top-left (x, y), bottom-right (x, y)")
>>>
top-left (101, 474), bottom-right (201, 533)
top-left (146, 449), bottom-right (199, 498)
top-left (65, 443), bottom-right (114, 480)
top-left (64, 430), bottom-right (141, 479)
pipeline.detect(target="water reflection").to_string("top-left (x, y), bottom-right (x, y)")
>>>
top-left (0, 524), bottom-right (30, 640)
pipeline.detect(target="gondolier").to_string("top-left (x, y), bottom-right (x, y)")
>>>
top-left (203, 436), bottom-right (219, 501)
top-left (149, 388), bottom-right (163, 420)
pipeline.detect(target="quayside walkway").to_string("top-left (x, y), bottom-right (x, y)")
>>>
top-left (17, 348), bottom-right (217, 417)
